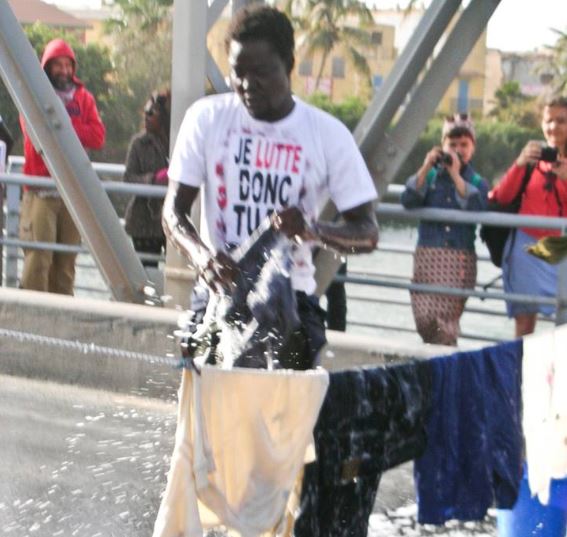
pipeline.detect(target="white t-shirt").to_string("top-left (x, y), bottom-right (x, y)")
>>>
top-left (168, 93), bottom-right (377, 295)
top-left (152, 366), bottom-right (330, 537)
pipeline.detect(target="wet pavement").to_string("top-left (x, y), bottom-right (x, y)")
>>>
top-left (0, 374), bottom-right (496, 536)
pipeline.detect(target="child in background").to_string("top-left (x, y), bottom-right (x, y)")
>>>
top-left (401, 114), bottom-right (488, 346)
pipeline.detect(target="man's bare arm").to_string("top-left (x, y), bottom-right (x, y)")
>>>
top-left (272, 202), bottom-right (378, 254)
top-left (162, 181), bottom-right (239, 290)
top-left (314, 202), bottom-right (378, 254)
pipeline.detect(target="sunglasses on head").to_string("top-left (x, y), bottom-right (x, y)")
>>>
top-left (445, 113), bottom-right (470, 123)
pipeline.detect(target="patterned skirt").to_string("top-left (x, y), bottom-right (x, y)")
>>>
top-left (410, 246), bottom-right (477, 346)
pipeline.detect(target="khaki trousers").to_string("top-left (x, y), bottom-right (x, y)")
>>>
top-left (19, 191), bottom-right (81, 295)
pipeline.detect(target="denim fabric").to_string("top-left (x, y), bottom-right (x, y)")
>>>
top-left (401, 163), bottom-right (488, 251)
top-left (181, 222), bottom-right (325, 370)
top-left (295, 361), bottom-right (432, 537)
top-left (414, 339), bottom-right (524, 524)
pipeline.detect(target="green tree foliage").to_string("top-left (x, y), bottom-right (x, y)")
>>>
top-left (284, 0), bottom-right (374, 90)
top-left (105, 0), bottom-right (172, 103)
top-left (103, 0), bottom-right (173, 161)
top-left (488, 81), bottom-right (539, 130)
top-left (544, 28), bottom-right (567, 94)
top-left (306, 92), bottom-right (366, 131)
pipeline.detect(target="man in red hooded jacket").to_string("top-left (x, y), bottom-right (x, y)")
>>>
top-left (19, 38), bottom-right (105, 295)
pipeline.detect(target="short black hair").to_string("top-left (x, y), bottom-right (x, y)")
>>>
top-left (445, 126), bottom-right (474, 142)
top-left (225, 5), bottom-right (295, 74)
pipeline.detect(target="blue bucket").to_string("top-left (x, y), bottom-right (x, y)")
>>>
top-left (497, 470), bottom-right (567, 537)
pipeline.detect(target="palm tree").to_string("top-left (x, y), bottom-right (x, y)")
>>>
top-left (283, 0), bottom-right (375, 92)
top-left (544, 28), bottom-right (567, 94)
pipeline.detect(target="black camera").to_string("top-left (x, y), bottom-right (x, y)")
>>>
top-left (435, 151), bottom-right (463, 168)
top-left (435, 152), bottom-right (454, 167)
top-left (540, 146), bottom-right (558, 163)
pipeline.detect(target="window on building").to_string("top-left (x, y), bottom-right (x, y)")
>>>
top-left (371, 31), bottom-right (382, 45)
top-left (332, 57), bottom-right (345, 79)
top-left (540, 73), bottom-right (554, 85)
top-left (373, 75), bottom-right (383, 92)
top-left (298, 59), bottom-right (313, 77)
top-left (457, 79), bottom-right (469, 114)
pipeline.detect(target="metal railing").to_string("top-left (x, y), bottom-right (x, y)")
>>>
top-left (2, 158), bottom-right (566, 343)
top-left (0, 158), bottom-right (165, 293)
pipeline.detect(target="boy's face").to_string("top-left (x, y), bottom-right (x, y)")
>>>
top-left (442, 134), bottom-right (475, 165)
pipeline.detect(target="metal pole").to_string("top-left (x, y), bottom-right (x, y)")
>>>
top-left (556, 229), bottom-right (567, 326)
top-left (164, 0), bottom-right (208, 309)
top-left (0, 140), bottom-right (5, 285)
top-left (5, 184), bottom-right (20, 288)
top-left (0, 0), bottom-right (148, 303)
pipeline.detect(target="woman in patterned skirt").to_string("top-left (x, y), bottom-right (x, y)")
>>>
top-left (401, 115), bottom-right (489, 346)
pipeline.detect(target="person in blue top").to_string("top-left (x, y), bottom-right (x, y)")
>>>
top-left (401, 114), bottom-right (488, 346)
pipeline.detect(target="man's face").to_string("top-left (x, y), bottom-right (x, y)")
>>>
top-left (442, 135), bottom-right (475, 165)
top-left (228, 38), bottom-right (293, 122)
top-left (46, 56), bottom-right (74, 91)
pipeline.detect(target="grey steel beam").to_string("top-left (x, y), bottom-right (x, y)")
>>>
top-left (207, 51), bottom-right (230, 94)
top-left (170, 1), bottom-right (206, 147)
top-left (207, 0), bottom-right (230, 92)
top-left (354, 0), bottom-right (462, 167)
top-left (369, 0), bottom-right (501, 191)
top-left (313, 0), bottom-right (463, 296)
top-left (0, 0), bottom-right (148, 303)
top-left (164, 0), bottom-right (208, 309)
top-left (232, 0), bottom-right (254, 15)
top-left (208, 0), bottom-right (229, 30)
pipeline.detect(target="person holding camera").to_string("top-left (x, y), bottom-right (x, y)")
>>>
top-left (489, 95), bottom-right (567, 337)
top-left (401, 114), bottom-right (488, 346)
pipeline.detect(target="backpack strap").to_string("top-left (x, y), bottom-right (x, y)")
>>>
top-left (517, 163), bottom-right (533, 200)
top-left (425, 168), bottom-right (437, 186)
top-left (470, 172), bottom-right (483, 189)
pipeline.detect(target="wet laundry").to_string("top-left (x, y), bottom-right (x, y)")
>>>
top-left (294, 360), bottom-right (432, 537)
top-left (414, 339), bottom-right (524, 524)
top-left (181, 218), bottom-right (325, 371)
top-left (152, 366), bottom-right (329, 537)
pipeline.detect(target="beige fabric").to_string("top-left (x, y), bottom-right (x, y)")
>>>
top-left (19, 191), bottom-right (81, 295)
top-left (523, 325), bottom-right (567, 504)
top-left (152, 366), bottom-right (329, 537)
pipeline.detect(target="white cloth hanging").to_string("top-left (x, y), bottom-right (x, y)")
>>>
top-left (152, 366), bottom-right (329, 537)
top-left (523, 325), bottom-right (567, 504)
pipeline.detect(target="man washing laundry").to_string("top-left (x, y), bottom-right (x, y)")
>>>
top-left (163, 4), bottom-right (379, 370)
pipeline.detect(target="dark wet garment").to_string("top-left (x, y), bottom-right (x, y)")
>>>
top-left (295, 361), bottom-right (432, 537)
top-left (181, 221), bottom-right (326, 370)
top-left (414, 339), bottom-right (524, 524)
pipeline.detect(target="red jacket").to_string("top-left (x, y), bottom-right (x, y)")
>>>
top-left (20, 39), bottom-right (105, 179)
top-left (490, 161), bottom-right (567, 239)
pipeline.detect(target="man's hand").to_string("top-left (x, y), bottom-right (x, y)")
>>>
top-left (200, 251), bottom-right (241, 294)
top-left (270, 206), bottom-right (317, 242)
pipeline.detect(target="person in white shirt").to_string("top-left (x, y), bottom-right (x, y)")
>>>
top-left (163, 4), bottom-right (378, 370)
